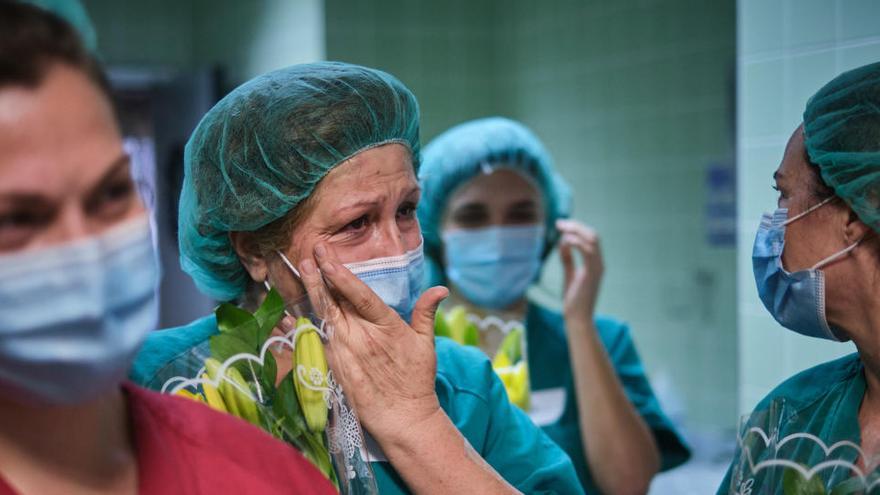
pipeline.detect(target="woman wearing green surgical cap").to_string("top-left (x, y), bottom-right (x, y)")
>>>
top-left (130, 62), bottom-right (582, 494)
top-left (720, 62), bottom-right (880, 494)
top-left (418, 117), bottom-right (691, 494)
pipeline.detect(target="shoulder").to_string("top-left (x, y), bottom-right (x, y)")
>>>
top-left (593, 314), bottom-right (632, 347)
top-left (130, 315), bottom-right (219, 386)
top-left (527, 302), bottom-right (633, 351)
top-left (751, 352), bottom-right (863, 413)
top-left (124, 383), bottom-right (334, 493)
top-left (434, 336), bottom-right (496, 402)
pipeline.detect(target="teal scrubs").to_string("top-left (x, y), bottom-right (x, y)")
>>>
top-left (718, 353), bottom-right (870, 494)
top-left (526, 302), bottom-right (691, 493)
top-left (131, 315), bottom-right (584, 495)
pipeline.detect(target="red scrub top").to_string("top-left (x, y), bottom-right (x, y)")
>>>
top-left (0, 382), bottom-right (336, 494)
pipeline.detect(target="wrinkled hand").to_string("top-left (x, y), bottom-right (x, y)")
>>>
top-left (558, 219), bottom-right (604, 325)
top-left (298, 243), bottom-right (449, 444)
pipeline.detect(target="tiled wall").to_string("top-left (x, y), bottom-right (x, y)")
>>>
top-left (327, 0), bottom-right (738, 431)
top-left (502, 0), bottom-right (737, 433)
top-left (83, 0), bottom-right (325, 85)
top-left (737, 0), bottom-right (880, 414)
top-left (325, 0), bottom-right (508, 141)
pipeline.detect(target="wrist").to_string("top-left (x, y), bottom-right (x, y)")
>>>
top-left (563, 309), bottom-right (594, 329)
top-left (372, 398), bottom-right (447, 455)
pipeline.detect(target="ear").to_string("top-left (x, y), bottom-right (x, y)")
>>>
top-left (844, 209), bottom-right (873, 245)
top-left (229, 231), bottom-right (268, 283)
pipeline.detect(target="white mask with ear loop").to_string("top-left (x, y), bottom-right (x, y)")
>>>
top-left (270, 244), bottom-right (425, 323)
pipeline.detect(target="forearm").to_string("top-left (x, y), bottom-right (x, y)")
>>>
top-left (565, 316), bottom-right (660, 495)
top-left (377, 408), bottom-right (520, 495)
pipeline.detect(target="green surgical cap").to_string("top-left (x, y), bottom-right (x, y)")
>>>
top-left (804, 61), bottom-right (880, 233)
top-left (417, 117), bottom-right (571, 284)
top-left (180, 61), bottom-right (421, 300)
top-left (26, 0), bottom-right (97, 53)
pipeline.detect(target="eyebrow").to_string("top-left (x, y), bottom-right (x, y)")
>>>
top-left (508, 199), bottom-right (538, 209)
top-left (452, 202), bottom-right (488, 212)
top-left (84, 153), bottom-right (131, 192)
top-left (0, 153), bottom-right (131, 202)
top-left (335, 199), bottom-right (381, 215)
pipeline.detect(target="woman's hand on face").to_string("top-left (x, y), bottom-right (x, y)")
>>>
top-left (558, 219), bottom-right (604, 325)
top-left (298, 243), bottom-right (449, 444)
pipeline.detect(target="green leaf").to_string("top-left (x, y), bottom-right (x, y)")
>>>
top-left (463, 322), bottom-right (480, 347)
top-left (434, 310), bottom-right (451, 338)
top-left (829, 477), bottom-right (866, 495)
top-left (215, 303), bottom-right (260, 350)
top-left (255, 288), bottom-right (285, 343)
top-left (499, 327), bottom-right (523, 362)
top-left (209, 333), bottom-right (255, 373)
top-left (447, 306), bottom-right (470, 344)
top-left (274, 371), bottom-right (306, 436)
top-left (260, 352), bottom-right (278, 394)
top-left (783, 467), bottom-right (826, 495)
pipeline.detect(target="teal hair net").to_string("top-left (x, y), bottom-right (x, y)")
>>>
top-left (417, 117), bottom-right (571, 285)
top-left (179, 61), bottom-right (420, 301)
top-left (26, 0), bottom-right (97, 53)
top-left (804, 61), bottom-right (880, 233)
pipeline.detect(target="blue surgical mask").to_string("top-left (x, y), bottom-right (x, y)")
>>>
top-left (752, 197), bottom-right (859, 341)
top-left (443, 225), bottom-right (544, 310)
top-left (277, 243), bottom-right (425, 322)
top-left (0, 217), bottom-right (159, 404)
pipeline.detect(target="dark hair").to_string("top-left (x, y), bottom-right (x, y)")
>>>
top-left (802, 146), bottom-right (836, 201)
top-left (0, 0), bottom-right (110, 98)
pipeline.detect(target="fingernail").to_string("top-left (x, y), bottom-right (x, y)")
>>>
top-left (301, 259), bottom-right (316, 276)
top-left (314, 244), bottom-right (327, 258)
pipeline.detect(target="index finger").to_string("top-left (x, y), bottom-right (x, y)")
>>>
top-left (557, 219), bottom-right (599, 244)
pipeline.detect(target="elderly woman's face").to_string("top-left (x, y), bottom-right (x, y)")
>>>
top-left (774, 126), bottom-right (849, 272)
top-left (267, 143), bottom-right (421, 295)
top-left (0, 65), bottom-right (144, 254)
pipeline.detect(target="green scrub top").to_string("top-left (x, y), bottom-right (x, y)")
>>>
top-left (130, 315), bottom-right (584, 495)
top-left (718, 353), bottom-right (869, 494)
top-left (526, 302), bottom-right (691, 493)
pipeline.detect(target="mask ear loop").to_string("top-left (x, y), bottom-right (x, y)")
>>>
top-left (264, 252), bottom-right (303, 338)
top-left (812, 237), bottom-right (864, 270)
top-left (273, 250), bottom-right (330, 340)
top-left (275, 250), bottom-right (302, 279)
top-left (783, 196), bottom-right (837, 226)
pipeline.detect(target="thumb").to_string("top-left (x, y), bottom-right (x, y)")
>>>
top-left (410, 286), bottom-right (449, 337)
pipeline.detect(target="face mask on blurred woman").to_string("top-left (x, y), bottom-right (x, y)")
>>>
top-left (0, 216), bottom-right (159, 404)
top-left (443, 225), bottom-right (544, 310)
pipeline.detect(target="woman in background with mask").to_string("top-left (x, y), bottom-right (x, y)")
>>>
top-left (0, 3), bottom-right (336, 494)
top-left (130, 63), bottom-right (582, 494)
top-left (418, 117), bottom-right (691, 494)
top-left (720, 63), bottom-right (880, 493)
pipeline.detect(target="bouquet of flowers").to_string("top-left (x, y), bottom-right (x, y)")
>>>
top-left (434, 305), bottom-right (530, 411)
top-left (159, 289), bottom-right (376, 494)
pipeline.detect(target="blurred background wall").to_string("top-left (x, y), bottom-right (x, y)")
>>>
top-left (83, 0), bottom-right (324, 84)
